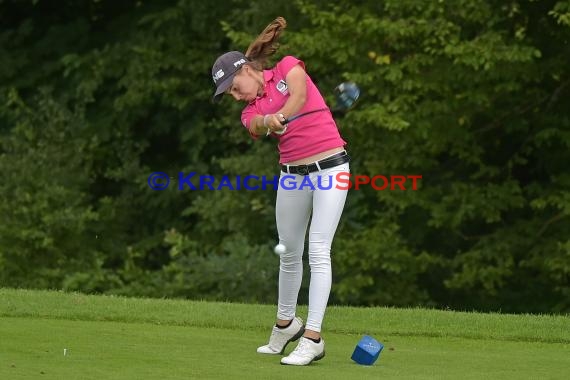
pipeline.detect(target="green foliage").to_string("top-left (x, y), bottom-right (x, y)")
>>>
top-left (281, 0), bottom-right (570, 311)
top-left (0, 0), bottom-right (568, 312)
top-left (0, 88), bottom-right (99, 288)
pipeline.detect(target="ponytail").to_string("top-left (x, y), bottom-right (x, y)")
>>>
top-left (245, 17), bottom-right (287, 68)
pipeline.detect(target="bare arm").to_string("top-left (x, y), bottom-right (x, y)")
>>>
top-left (248, 115), bottom-right (269, 136)
top-left (277, 64), bottom-right (307, 119)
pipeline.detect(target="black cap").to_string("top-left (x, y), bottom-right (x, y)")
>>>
top-left (211, 51), bottom-right (249, 103)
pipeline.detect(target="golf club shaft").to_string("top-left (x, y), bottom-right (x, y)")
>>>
top-left (281, 108), bottom-right (329, 125)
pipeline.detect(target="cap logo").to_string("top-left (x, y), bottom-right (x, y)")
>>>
top-left (233, 58), bottom-right (246, 67)
top-left (213, 69), bottom-right (224, 83)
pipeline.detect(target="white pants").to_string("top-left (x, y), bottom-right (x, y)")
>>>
top-left (275, 161), bottom-right (349, 332)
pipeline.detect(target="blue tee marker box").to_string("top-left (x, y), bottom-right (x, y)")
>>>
top-left (351, 335), bottom-right (384, 365)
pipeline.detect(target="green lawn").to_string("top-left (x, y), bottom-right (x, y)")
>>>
top-left (1, 289), bottom-right (569, 379)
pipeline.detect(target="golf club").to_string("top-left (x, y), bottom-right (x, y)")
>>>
top-left (280, 81), bottom-right (360, 126)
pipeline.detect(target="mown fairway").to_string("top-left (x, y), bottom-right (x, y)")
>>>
top-left (1, 289), bottom-right (568, 379)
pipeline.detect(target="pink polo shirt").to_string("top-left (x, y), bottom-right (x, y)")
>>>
top-left (240, 56), bottom-right (347, 164)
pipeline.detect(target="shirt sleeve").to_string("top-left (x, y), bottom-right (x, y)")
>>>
top-left (241, 103), bottom-right (260, 140)
top-left (276, 56), bottom-right (305, 78)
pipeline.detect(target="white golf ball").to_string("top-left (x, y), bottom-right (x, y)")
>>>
top-left (274, 243), bottom-right (287, 255)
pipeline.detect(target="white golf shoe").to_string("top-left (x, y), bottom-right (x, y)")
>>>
top-left (280, 337), bottom-right (325, 366)
top-left (256, 317), bottom-right (305, 355)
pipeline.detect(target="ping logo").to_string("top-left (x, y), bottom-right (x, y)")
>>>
top-left (213, 69), bottom-right (224, 83)
top-left (276, 80), bottom-right (288, 95)
top-left (233, 58), bottom-right (246, 67)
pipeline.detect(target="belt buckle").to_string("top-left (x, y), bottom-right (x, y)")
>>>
top-left (296, 165), bottom-right (309, 175)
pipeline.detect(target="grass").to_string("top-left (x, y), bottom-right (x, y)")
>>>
top-left (1, 288), bottom-right (569, 379)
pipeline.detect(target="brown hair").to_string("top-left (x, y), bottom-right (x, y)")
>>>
top-left (245, 17), bottom-right (287, 69)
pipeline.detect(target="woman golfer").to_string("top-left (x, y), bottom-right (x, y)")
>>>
top-left (211, 17), bottom-right (349, 366)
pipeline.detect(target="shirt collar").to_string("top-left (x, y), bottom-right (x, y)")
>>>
top-left (263, 69), bottom-right (274, 82)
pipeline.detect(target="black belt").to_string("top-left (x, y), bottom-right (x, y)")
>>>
top-left (281, 151), bottom-right (350, 176)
